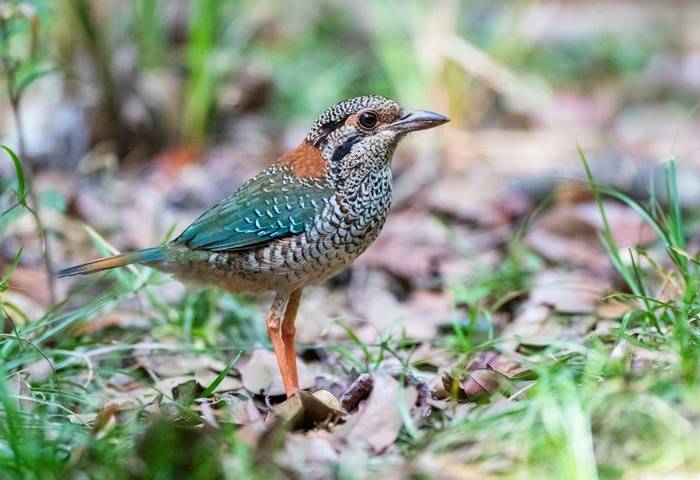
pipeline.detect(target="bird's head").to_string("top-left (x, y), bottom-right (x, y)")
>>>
top-left (306, 95), bottom-right (448, 169)
top-left (278, 96), bottom-right (448, 190)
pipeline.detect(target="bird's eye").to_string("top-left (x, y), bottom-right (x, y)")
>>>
top-left (358, 111), bottom-right (379, 129)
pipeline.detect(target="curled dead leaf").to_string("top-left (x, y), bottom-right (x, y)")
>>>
top-left (460, 369), bottom-right (505, 401)
top-left (266, 390), bottom-right (344, 431)
top-left (92, 403), bottom-right (119, 436)
top-left (442, 368), bottom-right (512, 402)
top-left (333, 374), bottom-right (417, 453)
top-left (340, 373), bottom-right (374, 412)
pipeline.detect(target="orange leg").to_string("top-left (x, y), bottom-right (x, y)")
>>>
top-left (281, 289), bottom-right (303, 395)
top-left (265, 293), bottom-right (294, 396)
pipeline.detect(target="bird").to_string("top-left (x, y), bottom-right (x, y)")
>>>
top-left (58, 95), bottom-right (448, 397)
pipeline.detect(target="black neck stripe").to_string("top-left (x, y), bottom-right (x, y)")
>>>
top-left (330, 134), bottom-right (362, 163)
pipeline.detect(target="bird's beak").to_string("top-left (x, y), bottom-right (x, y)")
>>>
top-left (389, 109), bottom-right (449, 133)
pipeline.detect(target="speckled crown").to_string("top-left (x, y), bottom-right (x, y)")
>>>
top-left (306, 95), bottom-right (397, 146)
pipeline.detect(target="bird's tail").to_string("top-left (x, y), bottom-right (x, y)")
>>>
top-left (57, 247), bottom-right (166, 278)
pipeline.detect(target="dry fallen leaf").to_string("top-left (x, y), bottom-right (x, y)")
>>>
top-left (529, 269), bottom-right (608, 313)
top-left (172, 379), bottom-right (204, 406)
top-left (266, 390), bottom-right (344, 431)
top-left (99, 386), bottom-right (159, 410)
top-left (459, 369), bottom-right (510, 402)
top-left (194, 368), bottom-right (242, 393)
top-left (6, 373), bottom-right (34, 411)
top-left (526, 199), bottom-right (655, 275)
top-left (278, 432), bottom-right (339, 477)
top-left (341, 374), bottom-right (374, 412)
top-left (333, 374), bottom-right (417, 453)
top-left (24, 356), bottom-right (54, 383)
top-left (239, 349), bottom-right (315, 396)
top-left (350, 282), bottom-right (450, 343)
top-left (574, 201), bottom-right (656, 247)
top-left (504, 300), bottom-right (598, 349)
top-left (8, 265), bottom-right (69, 307)
top-left (91, 403), bottom-right (119, 436)
top-left (220, 394), bottom-right (264, 425)
top-left (72, 312), bottom-right (149, 335)
top-left (155, 376), bottom-right (199, 399)
top-left (136, 350), bottom-right (228, 378)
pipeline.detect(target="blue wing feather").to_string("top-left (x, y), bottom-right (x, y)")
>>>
top-left (174, 168), bottom-right (332, 252)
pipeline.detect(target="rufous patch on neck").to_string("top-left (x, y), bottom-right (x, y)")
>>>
top-left (277, 141), bottom-right (328, 179)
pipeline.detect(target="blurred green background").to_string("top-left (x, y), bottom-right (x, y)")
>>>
top-left (3, 1), bottom-right (700, 479)
top-left (1, 0), bottom-right (686, 160)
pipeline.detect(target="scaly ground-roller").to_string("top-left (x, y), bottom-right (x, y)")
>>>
top-left (59, 95), bottom-right (449, 396)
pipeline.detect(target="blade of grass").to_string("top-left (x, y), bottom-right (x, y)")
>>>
top-left (1, 144), bottom-right (26, 203)
top-left (337, 322), bottom-right (373, 369)
top-left (201, 351), bottom-right (241, 398)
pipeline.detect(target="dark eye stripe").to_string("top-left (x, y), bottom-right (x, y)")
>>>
top-left (330, 134), bottom-right (362, 163)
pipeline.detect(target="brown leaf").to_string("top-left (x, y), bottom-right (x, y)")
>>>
top-left (597, 298), bottom-right (631, 319)
top-left (407, 375), bottom-right (433, 417)
top-left (200, 400), bottom-right (219, 428)
top-left (72, 312), bottom-right (148, 335)
top-left (278, 432), bottom-right (339, 476)
top-left (194, 368), bottom-right (242, 394)
top-left (100, 385), bottom-right (159, 410)
top-left (459, 369), bottom-right (509, 401)
top-left (7, 373), bottom-right (34, 411)
top-left (266, 390), bottom-right (344, 431)
top-left (172, 379), bottom-right (204, 406)
top-left (525, 226), bottom-right (609, 272)
top-left (468, 351), bottom-right (527, 378)
top-left (504, 300), bottom-right (598, 349)
top-left (239, 349), bottom-right (315, 396)
top-left (220, 394), bottom-right (264, 425)
top-left (294, 287), bottom-right (351, 344)
top-left (529, 269), bottom-right (608, 313)
top-left (333, 374), bottom-right (417, 453)
top-left (574, 201), bottom-right (656, 247)
top-left (8, 265), bottom-right (68, 307)
top-left (155, 376), bottom-right (197, 399)
top-left (340, 374), bottom-right (374, 412)
top-left (92, 403), bottom-right (119, 435)
top-left (444, 350), bottom-right (525, 401)
top-left (526, 200), bottom-right (656, 273)
top-left (351, 281), bottom-right (450, 342)
top-left (136, 350), bottom-right (227, 378)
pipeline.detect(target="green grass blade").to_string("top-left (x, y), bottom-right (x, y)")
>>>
top-left (202, 351), bottom-right (242, 398)
top-left (1, 144), bottom-right (26, 203)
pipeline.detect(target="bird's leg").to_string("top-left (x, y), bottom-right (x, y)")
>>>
top-left (265, 292), bottom-right (294, 396)
top-left (281, 288), bottom-right (303, 394)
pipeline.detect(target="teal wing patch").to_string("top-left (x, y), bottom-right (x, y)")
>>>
top-left (174, 168), bottom-right (332, 252)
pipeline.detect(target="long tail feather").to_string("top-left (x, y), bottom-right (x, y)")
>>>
top-left (57, 247), bottom-right (166, 278)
